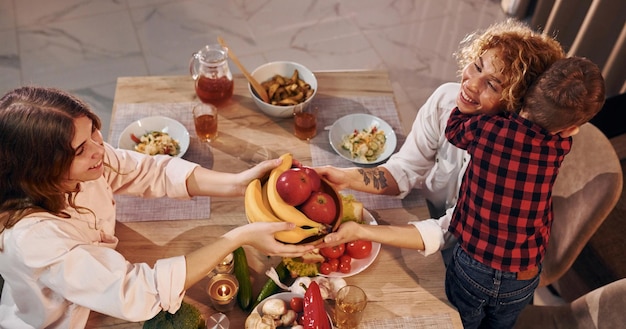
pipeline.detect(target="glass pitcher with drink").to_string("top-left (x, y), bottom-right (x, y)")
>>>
top-left (189, 44), bottom-right (234, 105)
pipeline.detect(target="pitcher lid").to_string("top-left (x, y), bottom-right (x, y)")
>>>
top-left (198, 44), bottom-right (228, 64)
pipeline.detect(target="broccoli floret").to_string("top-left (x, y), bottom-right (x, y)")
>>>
top-left (143, 301), bottom-right (204, 329)
top-left (283, 257), bottom-right (320, 277)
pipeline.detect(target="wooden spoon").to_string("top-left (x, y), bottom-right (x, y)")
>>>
top-left (217, 37), bottom-right (270, 103)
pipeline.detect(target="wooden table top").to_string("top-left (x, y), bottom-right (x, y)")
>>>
top-left (88, 71), bottom-right (462, 328)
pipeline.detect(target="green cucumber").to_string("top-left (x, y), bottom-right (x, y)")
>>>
top-left (251, 260), bottom-right (290, 310)
top-left (233, 247), bottom-right (253, 311)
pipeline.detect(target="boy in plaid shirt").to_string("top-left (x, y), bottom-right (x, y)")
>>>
top-left (444, 57), bottom-right (605, 328)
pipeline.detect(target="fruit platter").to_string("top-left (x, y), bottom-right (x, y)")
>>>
top-left (244, 152), bottom-right (380, 277)
top-left (244, 153), bottom-right (343, 245)
top-left (238, 153), bottom-right (379, 327)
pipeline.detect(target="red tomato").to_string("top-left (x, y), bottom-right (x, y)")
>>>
top-left (328, 258), bottom-right (339, 272)
top-left (319, 262), bottom-right (332, 275)
top-left (319, 243), bottom-right (345, 259)
top-left (290, 297), bottom-right (304, 313)
top-left (339, 261), bottom-right (351, 273)
top-left (339, 254), bottom-right (352, 265)
top-left (346, 240), bottom-right (373, 259)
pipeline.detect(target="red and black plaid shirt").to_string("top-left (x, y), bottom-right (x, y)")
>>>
top-left (445, 108), bottom-right (572, 272)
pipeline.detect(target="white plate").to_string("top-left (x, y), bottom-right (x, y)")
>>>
top-left (328, 113), bottom-right (397, 164)
top-left (254, 292), bottom-right (333, 327)
top-left (320, 209), bottom-right (381, 278)
top-left (118, 116), bottom-right (190, 158)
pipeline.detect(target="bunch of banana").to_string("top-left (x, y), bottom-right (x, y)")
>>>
top-left (244, 153), bottom-right (328, 244)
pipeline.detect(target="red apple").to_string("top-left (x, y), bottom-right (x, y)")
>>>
top-left (299, 191), bottom-right (337, 225)
top-left (301, 166), bottom-right (321, 192)
top-left (276, 168), bottom-right (312, 206)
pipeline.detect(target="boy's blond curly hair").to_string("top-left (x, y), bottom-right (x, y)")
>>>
top-left (455, 19), bottom-right (565, 113)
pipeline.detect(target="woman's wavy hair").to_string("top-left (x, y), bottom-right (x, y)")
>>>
top-left (455, 18), bottom-right (566, 113)
top-left (0, 86), bottom-right (102, 233)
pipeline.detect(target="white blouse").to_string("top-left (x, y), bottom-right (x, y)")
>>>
top-left (0, 143), bottom-right (199, 328)
top-left (382, 83), bottom-right (470, 256)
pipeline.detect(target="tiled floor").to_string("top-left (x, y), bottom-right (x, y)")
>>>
top-left (1, 0), bottom-right (509, 139)
top-left (1, 0), bottom-right (569, 306)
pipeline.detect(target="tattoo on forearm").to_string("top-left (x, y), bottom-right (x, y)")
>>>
top-left (357, 168), bottom-right (389, 190)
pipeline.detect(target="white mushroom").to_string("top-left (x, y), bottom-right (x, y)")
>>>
top-left (261, 298), bottom-right (287, 319)
top-left (245, 313), bottom-right (277, 329)
top-left (261, 314), bottom-right (279, 328)
top-left (279, 309), bottom-right (298, 327)
top-left (245, 313), bottom-right (263, 329)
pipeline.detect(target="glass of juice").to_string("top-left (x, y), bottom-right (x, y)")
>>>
top-left (335, 285), bottom-right (367, 329)
top-left (293, 104), bottom-right (318, 140)
top-left (193, 103), bottom-right (218, 142)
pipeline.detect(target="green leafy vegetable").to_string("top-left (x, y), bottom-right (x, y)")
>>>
top-left (283, 257), bottom-right (320, 277)
top-left (142, 301), bottom-right (204, 329)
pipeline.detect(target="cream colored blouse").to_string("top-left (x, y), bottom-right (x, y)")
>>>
top-left (0, 143), bottom-right (199, 328)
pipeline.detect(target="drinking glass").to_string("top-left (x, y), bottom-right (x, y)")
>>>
top-left (335, 285), bottom-right (368, 329)
top-left (193, 103), bottom-right (218, 142)
top-left (293, 104), bottom-right (317, 140)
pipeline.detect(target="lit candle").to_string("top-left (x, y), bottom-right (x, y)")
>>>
top-left (217, 284), bottom-right (231, 297)
top-left (207, 273), bottom-right (239, 312)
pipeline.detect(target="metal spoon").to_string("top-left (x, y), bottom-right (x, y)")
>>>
top-left (217, 36), bottom-right (270, 103)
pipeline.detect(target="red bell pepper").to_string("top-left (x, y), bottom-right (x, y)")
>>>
top-left (302, 281), bottom-right (330, 329)
top-left (130, 133), bottom-right (141, 144)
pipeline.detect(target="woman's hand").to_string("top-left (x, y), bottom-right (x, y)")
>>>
top-left (317, 221), bottom-right (365, 248)
top-left (226, 222), bottom-right (315, 258)
top-left (187, 157), bottom-right (283, 197)
top-left (185, 221), bottom-right (313, 289)
top-left (238, 157), bottom-right (283, 186)
top-left (314, 165), bottom-right (353, 190)
top-left (318, 221), bottom-right (426, 251)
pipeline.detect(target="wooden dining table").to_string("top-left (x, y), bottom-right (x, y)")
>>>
top-left (87, 71), bottom-right (463, 328)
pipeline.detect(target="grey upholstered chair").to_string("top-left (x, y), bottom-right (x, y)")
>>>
top-left (514, 277), bottom-right (626, 328)
top-left (538, 123), bottom-right (623, 288)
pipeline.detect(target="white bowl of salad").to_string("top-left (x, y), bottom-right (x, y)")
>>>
top-left (118, 116), bottom-right (190, 157)
top-left (328, 113), bottom-right (397, 164)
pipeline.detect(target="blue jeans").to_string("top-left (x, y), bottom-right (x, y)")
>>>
top-left (445, 243), bottom-right (540, 329)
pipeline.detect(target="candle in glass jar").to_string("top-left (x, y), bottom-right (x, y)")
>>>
top-left (207, 273), bottom-right (239, 312)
